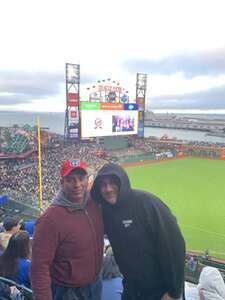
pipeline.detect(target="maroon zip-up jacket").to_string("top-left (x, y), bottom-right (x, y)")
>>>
top-left (30, 197), bottom-right (104, 300)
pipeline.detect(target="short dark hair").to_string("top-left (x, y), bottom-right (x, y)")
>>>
top-left (3, 216), bottom-right (21, 231)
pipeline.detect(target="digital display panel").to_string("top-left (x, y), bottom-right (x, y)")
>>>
top-left (80, 102), bottom-right (138, 138)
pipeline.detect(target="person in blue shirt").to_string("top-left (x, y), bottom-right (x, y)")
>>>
top-left (0, 230), bottom-right (31, 288)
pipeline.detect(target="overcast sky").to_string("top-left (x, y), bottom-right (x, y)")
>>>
top-left (0, 0), bottom-right (225, 113)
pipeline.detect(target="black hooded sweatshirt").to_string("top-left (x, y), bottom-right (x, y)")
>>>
top-left (91, 163), bottom-right (185, 299)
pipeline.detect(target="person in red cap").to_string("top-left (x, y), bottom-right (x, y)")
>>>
top-left (30, 159), bottom-right (104, 300)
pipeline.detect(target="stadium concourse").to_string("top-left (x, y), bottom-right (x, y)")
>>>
top-left (1, 128), bottom-right (225, 299)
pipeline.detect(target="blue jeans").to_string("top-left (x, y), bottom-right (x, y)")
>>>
top-left (52, 273), bottom-right (102, 300)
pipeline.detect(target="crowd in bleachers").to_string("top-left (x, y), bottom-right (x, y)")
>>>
top-left (187, 140), bottom-right (225, 148)
top-left (1, 136), bottom-right (110, 209)
top-left (1, 132), bottom-right (225, 210)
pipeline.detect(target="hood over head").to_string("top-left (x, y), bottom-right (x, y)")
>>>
top-left (198, 266), bottom-right (225, 300)
top-left (91, 163), bottom-right (131, 206)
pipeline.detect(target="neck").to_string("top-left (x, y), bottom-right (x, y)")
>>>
top-left (69, 197), bottom-right (84, 203)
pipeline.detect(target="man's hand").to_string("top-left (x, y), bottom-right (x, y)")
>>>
top-left (161, 293), bottom-right (182, 300)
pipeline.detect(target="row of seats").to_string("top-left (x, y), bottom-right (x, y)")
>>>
top-left (5, 135), bottom-right (30, 154)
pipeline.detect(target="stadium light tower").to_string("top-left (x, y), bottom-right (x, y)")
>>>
top-left (136, 73), bottom-right (147, 138)
top-left (64, 63), bottom-right (80, 142)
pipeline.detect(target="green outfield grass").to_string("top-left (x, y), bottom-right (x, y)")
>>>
top-left (125, 157), bottom-right (225, 260)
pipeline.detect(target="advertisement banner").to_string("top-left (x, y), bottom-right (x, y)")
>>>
top-left (137, 97), bottom-right (145, 105)
top-left (68, 93), bottom-right (79, 100)
top-left (68, 100), bottom-right (79, 107)
top-left (70, 111), bottom-right (77, 119)
top-left (80, 102), bottom-right (100, 110)
top-left (124, 103), bottom-right (139, 111)
top-left (100, 103), bottom-right (124, 110)
top-left (68, 125), bottom-right (79, 139)
top-left (138, 111), bottom-right (144, 119)
top-left (137, 97), bottom-right (145, 111)
top-left (69, 107), bottom-right (79, 128)
top-left (80, 102), bottom-right (137, 111)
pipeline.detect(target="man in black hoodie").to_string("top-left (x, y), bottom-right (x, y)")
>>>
top-left (91, 163), bottom-right (185, 300)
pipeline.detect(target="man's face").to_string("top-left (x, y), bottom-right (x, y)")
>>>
top-left (62, 170), bottom-right (88, 203)
top-left (99, 175), bottom-right (119, 205)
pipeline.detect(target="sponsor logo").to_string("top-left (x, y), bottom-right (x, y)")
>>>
top-left (94, 118), bottom-right (103, 129)
top-left (122, 219), bottom-right (133, 228)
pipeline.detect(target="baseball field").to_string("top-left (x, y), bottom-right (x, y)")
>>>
top-left (124, 157), bottom-right (225, 260)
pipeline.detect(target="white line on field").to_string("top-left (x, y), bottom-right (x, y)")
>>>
top-left (181, 224), bottom-right (225, 239)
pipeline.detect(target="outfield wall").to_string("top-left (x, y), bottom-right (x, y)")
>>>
top-left (120, 151), bottom-right (225, 168)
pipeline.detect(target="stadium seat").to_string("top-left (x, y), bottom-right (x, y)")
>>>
top-left (0, 277), bottom-right (33, 300)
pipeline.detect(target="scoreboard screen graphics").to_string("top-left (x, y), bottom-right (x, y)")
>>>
top-left (80, 102), bottom-right (138, 138)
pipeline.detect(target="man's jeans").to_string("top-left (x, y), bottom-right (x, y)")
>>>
top-left (52, 274), bottom-right (102, 300)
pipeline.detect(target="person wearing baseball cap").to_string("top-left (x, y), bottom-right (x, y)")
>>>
top-left (31, 159), bottom-right (104, 300)
top-left (60, 159), bottom-right (87, 177)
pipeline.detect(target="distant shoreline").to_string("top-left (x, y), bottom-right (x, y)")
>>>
top-left (0, 111), bottom-right (225, 142)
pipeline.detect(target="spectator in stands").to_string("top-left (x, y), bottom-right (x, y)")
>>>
top-left (0, 281), bottom-right (20, 299)
top-left (188, 256), bottom-right (198, 275)
top-left (0, 216), bottom-right (22, 252)
top-left (0, 230), bottom-right (31, 288)
top-left (91, 163), bottom-right (186, 300)
top-left (203, 249), bottom-right (209, 260)
top-left (185, 266), bottom-right (225, 300)
top-left (102, 246), bottom-right (122, 300)
top-left (30, 159), bottom-right (104, 300)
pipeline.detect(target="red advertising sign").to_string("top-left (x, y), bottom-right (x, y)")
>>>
top-left (68, 93), bottom-right (79, 100)
top-left (68, 100), bottom-right (79, 107)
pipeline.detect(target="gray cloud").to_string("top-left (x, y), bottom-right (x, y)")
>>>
top-left (149, 85), bottom-right (225, 110)
top-left (0, 70), bottom-right (95, 106)
top-left (123, 47), bottom-right (225, 78)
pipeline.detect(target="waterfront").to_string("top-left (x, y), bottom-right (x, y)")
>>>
top-left (144, 127), bottom-right (225, 143)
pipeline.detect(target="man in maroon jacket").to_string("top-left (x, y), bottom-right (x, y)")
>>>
top-left (30, 159), bottom-right (104, 300)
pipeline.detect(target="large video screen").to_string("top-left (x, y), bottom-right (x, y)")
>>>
top-left (80, 102), bottom-right (138, 138)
